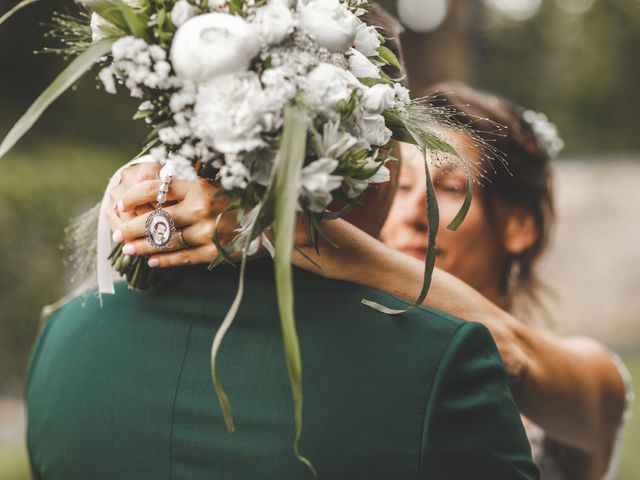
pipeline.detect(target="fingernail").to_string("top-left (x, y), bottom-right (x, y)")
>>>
top-left (148, 259), bottom-right (160, 267)
top-left (123, 244), bottom-right (136, 255)
top-left (117, 200), bottom-right (125, 212)
top-left (112, 230), bottom-right (124, 243)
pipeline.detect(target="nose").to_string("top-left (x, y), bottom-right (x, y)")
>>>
top-left (405, 185), bottom-right (429, 232)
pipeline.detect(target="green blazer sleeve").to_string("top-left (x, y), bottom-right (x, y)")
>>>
top-left (420, 321), bottom-right (539, 480)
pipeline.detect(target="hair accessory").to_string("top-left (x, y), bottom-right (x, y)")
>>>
top-left (522, 109), bottom-right (564, 159)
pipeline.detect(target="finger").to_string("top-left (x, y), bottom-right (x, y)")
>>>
top-left (119, 162), bottom-right (160, 190)
top-left (122, 224), bottom-right (200, 257)
top-left (119, 180), bottom-right (190, 213)
top-left (147, 244), bottom-right (218, 268)
top-left (115, 203), bottom-right (189, 242)
top-left (135, 162), bottom-right (161, 182)
top-left (105, 204), bottom-right (124, 233)
top-left (134, 203), bottom-right (155, 217)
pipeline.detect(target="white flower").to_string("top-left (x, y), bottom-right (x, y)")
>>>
top-left (348, 48), bottom-right (380, 79)
top-left (362, 83), bottom-right (395, 113)
top-left (344, 158), bottom-right (390, 197)
top-left (358, 112), bottom-right (392, 146)
top-left (300, 158), bottom-right (342, 212)
top-left (298, 0), bottom-right (358, 53)
top-left (252, 1), bottom-right (295, 45)
top-left (90, 12), bottom-right (122, 42)
top-left (98, 66), bottom-right (117, 94)
top-left (192, 72), bottom-right (267, 154)
top-left (171, 0), bottom-right (199, 28)
top-left (394, 83), bottom-right (411, 105)
top-left (314, 119), bottom-right (363, 158)
top-left (220, 160), bottom-right (250, 190)
top-left (170, 13), bottom-right (260, 83)
top-left (304, 62), bottom-right (363, 111)
top-left (354, 21), bottom-right (380, 57)
top-left (164, 155), bottom-right (198, 182)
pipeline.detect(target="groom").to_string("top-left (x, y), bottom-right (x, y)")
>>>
top-left (26, 7), bottom-right (538, 480)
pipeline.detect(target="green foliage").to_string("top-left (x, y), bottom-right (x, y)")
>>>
top-left (0, 38), bottom-right (115, 160)
top-left (0, 0), bottom-right (39, 27)
top-left (0, 144), bottom-right (125, 392)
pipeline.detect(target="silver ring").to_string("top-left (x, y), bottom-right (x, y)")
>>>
top-left (176, 229), bottom-right (188, 249)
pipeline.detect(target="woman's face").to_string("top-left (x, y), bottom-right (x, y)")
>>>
top-left (381, 138), bottom-right (509, 301)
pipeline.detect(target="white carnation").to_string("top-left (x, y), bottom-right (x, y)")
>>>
top-left (304, 62), bottom-right (363, 111)
top-left (298, 0), bottom-right (358, 53)
top-left (354, 21), bottom-right (380, 57)
top-left (348, 48), bottom-right (380, 79)
top-left (170, 13), bottom-right (260, 83)
top-left (171, 0), bottom-right (199, 28)
top-left (300, 158), bottom-right (342, 212)
top-left (362, 83), bottom-right (396, 113)
top-left (192, 73), bottom-right (267, 154)
top-left (252, 1), bottom-right (295, 45)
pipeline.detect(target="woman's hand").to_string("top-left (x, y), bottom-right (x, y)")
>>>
top-left (108, 170), bottom-right (239, 267)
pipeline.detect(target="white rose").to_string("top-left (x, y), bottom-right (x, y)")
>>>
top-left (90, 12), bottom-right (122, 42)
top-left (362, 83), bottom-right (396, 113)
top-left (298, 0), bottom-right (358, 53)
top-left (192, 72), bottom-right (267, 154)
top-left (354, 21), bottom-right (380, 57)
top-left (304, 62), bottom-right (363, 111)
top-left (300, 158), bottom-right (342, 212)
top-left (348, 48), bottom-right (380, 79)
top-left (359, 112), bottom-right (392, 146)
top-left (252, 1), bottom-right (295, 45)
top-left (170, 13), bottom-right (260, 83)
top-left (171, 0), bottom-right (199, 28)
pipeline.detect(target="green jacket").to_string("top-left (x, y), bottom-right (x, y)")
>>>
top-left (27, 260), bottom-right (538, 479)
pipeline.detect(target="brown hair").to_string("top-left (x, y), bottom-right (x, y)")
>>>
top-left (342, 4), bottom-right (404, 237)
top-left (424, 82), bottom-right (555, 310)
top-left (361, 4), bottom-right (405, 80)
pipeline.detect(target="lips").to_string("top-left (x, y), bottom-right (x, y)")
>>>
top-left (399, 246), bottom-right (443, 261)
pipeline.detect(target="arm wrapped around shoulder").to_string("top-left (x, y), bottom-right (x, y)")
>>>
top-left (420, 321), bottom-right (540, 480)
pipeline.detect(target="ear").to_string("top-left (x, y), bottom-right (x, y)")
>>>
top-left (503, 209), bottom-right (537, 255)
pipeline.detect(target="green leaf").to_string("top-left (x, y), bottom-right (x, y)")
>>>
top-left (210, 246), bottom-right (250, 433)
top-left (272, 105), bottom-right (317, 476)
top-left (0, 0), bottom-right (38, 27)
top-left (362, 123), bottom-right (440, 315)
top-left (377, 45), bottom-right (402, 72)
top-left (0, 38), bottom-right (116, 160)
top-left (446, 157), bottom-right (473, 231)
top-left (81, 0), bottom-right (149, 38)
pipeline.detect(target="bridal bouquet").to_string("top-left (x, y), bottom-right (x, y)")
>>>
top-left (1, 0), bottom-right (471, 471)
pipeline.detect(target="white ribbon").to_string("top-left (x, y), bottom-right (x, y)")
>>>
top-left (97, 154), bottom-right (159, 296)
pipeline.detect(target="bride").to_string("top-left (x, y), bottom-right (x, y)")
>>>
top-left (108, 84), bottom-right (631, 479)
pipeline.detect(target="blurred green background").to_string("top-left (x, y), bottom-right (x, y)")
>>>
top-left (1, 0), bottom-right (639, 478)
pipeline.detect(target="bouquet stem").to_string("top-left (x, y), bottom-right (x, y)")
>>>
top-left (109, 243), bottom-right (164, 290)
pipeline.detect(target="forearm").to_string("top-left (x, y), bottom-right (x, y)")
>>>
top-left (299, 219), bottom-right (626, 460)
